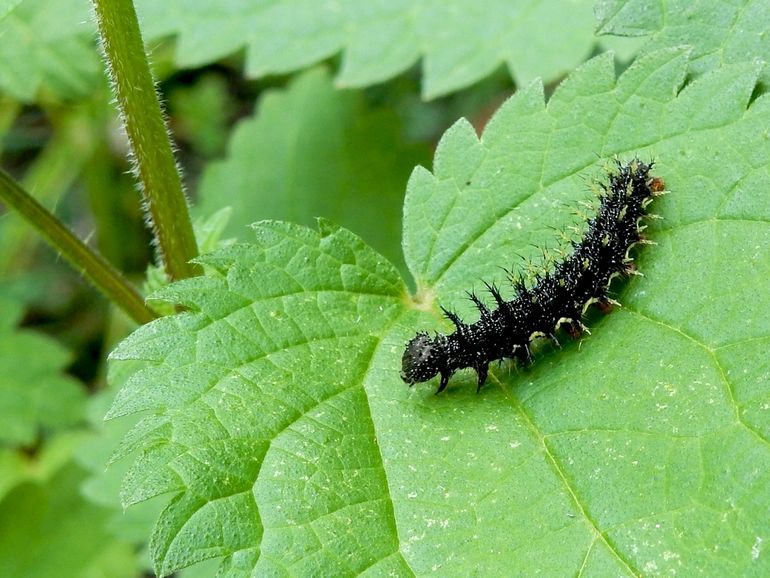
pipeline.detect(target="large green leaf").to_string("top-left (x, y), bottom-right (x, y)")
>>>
top-left (0, 0), bottom-right (99, 101)
top-left (596, 0), bottom-right (770, 82)
top-left (109, 49), bottom-right (770, 576)
top-left (195, 67), bottom-right (430, 273)
top-left (136, 0), bottom-right (604, 99)
top-left (108, 221), bottom-right (407, 575)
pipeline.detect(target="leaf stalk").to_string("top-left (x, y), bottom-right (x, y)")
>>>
top-left (0, 169), bottom-right (157, 325)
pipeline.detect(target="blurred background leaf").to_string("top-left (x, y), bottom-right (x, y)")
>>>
top-left (196, 66), bottom-right (430, 273)
top-left (0, 0), bottom-right (98, 102)
top-left (0, 293), bottom-right (85, 446)
top-left (137, 0), bottom-right (611, 98)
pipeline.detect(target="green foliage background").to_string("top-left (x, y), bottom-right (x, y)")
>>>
top-left (1, 1), bottom-right (769, 577)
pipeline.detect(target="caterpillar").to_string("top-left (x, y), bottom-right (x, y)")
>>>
top-left (401, 158), bottom-right (666, 393)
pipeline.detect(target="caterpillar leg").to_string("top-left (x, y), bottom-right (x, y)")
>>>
top-left (435, 372), bottom-right (450, 395)
top-left (514, 344), bottom-right (532, 366)
top-left (475, 364), bottom-right (489, 393)
top-left (565, 320), bottom-right (589, 340)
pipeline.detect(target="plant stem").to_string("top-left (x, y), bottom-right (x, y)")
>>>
top-left (0, 169), bottom-right (157, 325)
top-left (91, 0), bottom-right (201, 280)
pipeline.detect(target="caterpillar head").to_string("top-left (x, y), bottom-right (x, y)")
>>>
top-left (400, 332), bottom-right (442, 385)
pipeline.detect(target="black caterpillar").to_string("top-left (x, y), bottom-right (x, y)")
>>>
top-left (401, 158), bottom-right (665, 393)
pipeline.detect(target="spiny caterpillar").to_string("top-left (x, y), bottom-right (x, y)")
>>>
top-left (401, 158), bottom-right (666, 394)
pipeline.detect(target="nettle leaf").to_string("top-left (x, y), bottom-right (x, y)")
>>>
top-left (0, 295), bottom-right (86, 445)
top-left (196, 67), bottom-right (429, 273)
top-left (0, 0), bottom-right (100, 101)
top-left (596, 0), bottom-right (770, 82)
top-left (108, 221), bottom-right (407, 576)
top-left (137, 0), bottom-right (602, 99)
top-left (110, 49), bottom-right (770, 576)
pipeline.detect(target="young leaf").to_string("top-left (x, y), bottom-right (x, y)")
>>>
top-left (109, 49), bottom-right (770, 576)
top-left (136, 0), bottom-right (601, 98)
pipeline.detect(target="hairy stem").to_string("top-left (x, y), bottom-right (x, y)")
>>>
top-left (91, 0), bottom-right (201, 280)
top-left (0, 169), bottom-right (157, 325)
